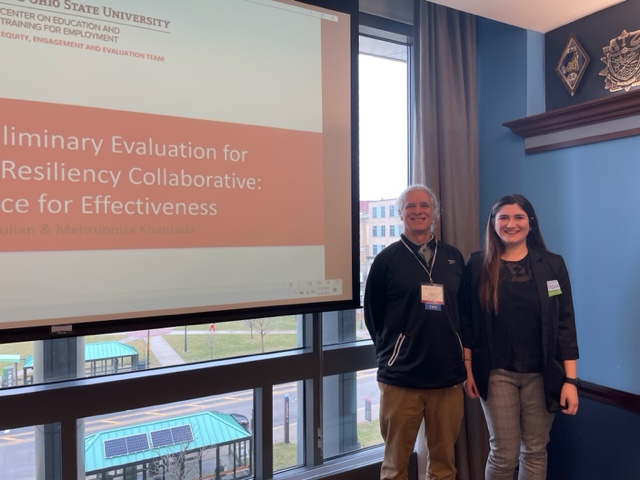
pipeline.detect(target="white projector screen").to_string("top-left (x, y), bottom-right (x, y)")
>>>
top-left (0, 0), bottom-right (358, 336)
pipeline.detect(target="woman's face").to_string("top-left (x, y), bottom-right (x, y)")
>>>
top-left (494, 203), bottom-right (530, 248)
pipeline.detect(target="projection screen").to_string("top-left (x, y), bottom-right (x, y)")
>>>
top-left (0, 0), bottom-right (359, 337)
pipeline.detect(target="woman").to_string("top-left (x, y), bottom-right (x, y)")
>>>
top-left (461, 194), bottom-right (579, 480)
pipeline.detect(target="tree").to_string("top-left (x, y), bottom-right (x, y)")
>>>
top-left (242, 319), bottom-right (254, 339)
top-left (145, 429), bottom-right (213, 480)
top-left (147, 445), bottom-right (219, 480)
top-left (243, 318), bottom-right (272, 352)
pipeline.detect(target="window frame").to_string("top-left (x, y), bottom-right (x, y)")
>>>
top-left (0, 12), bottom-right (413, 480)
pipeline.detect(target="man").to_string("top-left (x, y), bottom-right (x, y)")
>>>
top-left (364, 184), bottom-right (466, 480)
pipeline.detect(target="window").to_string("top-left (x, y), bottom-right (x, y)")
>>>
top-left (0, 13), bottom-right (412, 480)
top-left (372, 225), bottom-right (386, 237)
top-left (372, 244), bottom-right (385, 255)
top-left (372, 205), bottom-right (386, 218)
top-left (83, 393), bottom-right (254, 479)
top-left (323, 368), bottom-right (383, 458)
top-left (0, 424), bottom-right (45, 479)
top-left (273, 382), bottom-right (303, 471)
top-left (5, 318), bottom-right (301, 388)
top-left (359, 38), bottom-right (409, 203)
top-left (322, 27), bottom-right (410, 461)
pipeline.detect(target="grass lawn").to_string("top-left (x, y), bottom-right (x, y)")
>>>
top-left (199, 317), bottom-right (297, 332)
top-left (357, 418), bottom-right (383, 447)
top-left (163, 319), bottom-right (299, 364)
top-left (274, 442), bottom-right (298, 471)
top-left (0, 317), bottom-right (299, 378)
top-left (272, 419), bottom-right (382, 471)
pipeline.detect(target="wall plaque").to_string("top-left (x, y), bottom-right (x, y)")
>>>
top-left (556, 34), bottom-right (589, 96)
top-left (600, 29), bottom-right (640, 93)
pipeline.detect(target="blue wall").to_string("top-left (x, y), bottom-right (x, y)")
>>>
top-left (477, 18), bottom-right (640, 396)
top-left (547, 397), bottom-right (640, 479)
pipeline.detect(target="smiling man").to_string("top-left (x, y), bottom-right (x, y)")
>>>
top-left (364, 184), bottom-right (466, 480)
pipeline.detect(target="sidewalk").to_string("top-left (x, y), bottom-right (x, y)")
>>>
top-left (146, 329), bottom-right (293, 366)
top-left (134, 328), bottom-right (306, 367)
top-left (149, 335), bottom-right (185, 366)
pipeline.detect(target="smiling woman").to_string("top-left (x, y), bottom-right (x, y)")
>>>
top-left (493, 203), bottom-right (532, 257)
top-left (461, 193), bottom-right (580, 480)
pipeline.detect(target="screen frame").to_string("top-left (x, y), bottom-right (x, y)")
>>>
top-left (0, 0), bottom-right (360, 343)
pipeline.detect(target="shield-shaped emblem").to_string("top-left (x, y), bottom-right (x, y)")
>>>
top-left (600, 29), bottom-right (640, 92)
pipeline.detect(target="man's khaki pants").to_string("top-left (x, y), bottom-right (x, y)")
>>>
top-left (379, 382), bottom-right (464, 480)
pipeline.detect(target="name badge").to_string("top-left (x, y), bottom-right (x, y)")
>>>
top-left (422, 283), bottom-right (444, 311)
top-left (547, 280), bottom-right (562, 297)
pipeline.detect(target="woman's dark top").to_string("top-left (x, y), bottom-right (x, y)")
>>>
top-left (461, 248), bottom-right (580, 412)
top-left (492, 255), bottom-right (543, 373)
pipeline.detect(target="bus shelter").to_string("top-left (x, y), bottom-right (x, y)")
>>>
top-left (84, 411), bottom-right (252, 480)
top-left (23, 341), bottom-right (140, 383)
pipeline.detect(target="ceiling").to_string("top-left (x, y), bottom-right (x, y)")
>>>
top-left (428, 0), bottom-right (625, 33)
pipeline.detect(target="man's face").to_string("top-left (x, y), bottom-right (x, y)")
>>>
top-left (400, 189), bottom-right (434, 239)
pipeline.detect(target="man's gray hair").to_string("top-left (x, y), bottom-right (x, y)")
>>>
top-left (396, 184), bottom-right (441, 233)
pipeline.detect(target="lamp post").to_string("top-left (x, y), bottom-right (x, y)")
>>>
top-left (183, 325), bottom-right (188, 353)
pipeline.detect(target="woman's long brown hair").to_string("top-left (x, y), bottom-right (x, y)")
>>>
top-left (479, 194), bottom-right (548, 313)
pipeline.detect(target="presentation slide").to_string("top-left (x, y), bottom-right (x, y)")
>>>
top-left (0, 0), bottom-right (356, 331)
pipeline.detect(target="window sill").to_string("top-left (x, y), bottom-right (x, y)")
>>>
top-left (275, 446), bottom-right (383, 480)
top-left (503, 89), bottom-right (640, 153)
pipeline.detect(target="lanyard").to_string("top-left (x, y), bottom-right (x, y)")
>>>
top-left (401, 237), bottom-right (438, 284)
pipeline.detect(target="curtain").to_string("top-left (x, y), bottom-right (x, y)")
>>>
top-left (412, 0), bottom-right (479, 260)
top-left (412, 2), bottom-right (487, 480)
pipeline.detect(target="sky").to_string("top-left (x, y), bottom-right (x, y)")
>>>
top-left (358, 54), bottom-right (408, 201)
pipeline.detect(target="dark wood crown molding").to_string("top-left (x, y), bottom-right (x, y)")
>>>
top-left (503, 90), bottom-right (640, 152)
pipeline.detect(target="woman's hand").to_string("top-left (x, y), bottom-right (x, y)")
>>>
top-left (560, 383), bottom-right (579, 415)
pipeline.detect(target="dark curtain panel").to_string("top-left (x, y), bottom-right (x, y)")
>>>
top-left (412, 0), bottom-right (479, 260)
top-left (412, 2), bottom-right (488, 480)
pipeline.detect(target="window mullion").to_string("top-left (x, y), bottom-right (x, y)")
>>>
top-left (303, 312), bottom-right (323, 466)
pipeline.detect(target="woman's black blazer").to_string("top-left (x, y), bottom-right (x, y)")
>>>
top-left (460, 248), bottom-right (579, 412)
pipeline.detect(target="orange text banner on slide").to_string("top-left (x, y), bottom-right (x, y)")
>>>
top-left (0, 98), bottom-right (324, 251)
